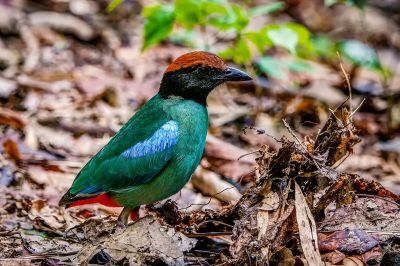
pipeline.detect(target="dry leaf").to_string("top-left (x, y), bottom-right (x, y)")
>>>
top-left (319, 229), bottom-right (379, 255)
top-left (191, 167), bottom-right (241, 204)
top-left (295, 182), bottom-right (322, 266)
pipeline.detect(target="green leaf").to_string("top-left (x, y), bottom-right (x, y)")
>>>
top-left (23, 229), bottom-right (48, 238)
top-left (245, 31), bottom-right (272, 53)
top-left (311, 35), bottom-right (337, 59)
top-left (340, 40), bottom-right (380, 69)
top-left (235, 37), bottom-right (252, 64)
top-left (258, 57), bottom-right (286, 79)
top-left (169, 29), bottom-right (198, 48)
top-left (202, 0), bottom-right (229, 15)
top-left (258, 57), bottom-right (312, 79)
top-left (324, 0), bottom-right (338, 6)
top-left (285, 60), bottom-right (313, 72)
top-left (219, 37), bottom-right (251, 64)
top-left (175, 0), bottom-right (202, 28)
top-left (266, 27), bottom-right (298, 54)
top-left (230, 4), bottom-right (250, 31)
top-left (261, 23), bottom-right (312, 54)
top-left (248, 2), bottom-right (285, 17)
top-left (285, 23), bottom-right (311, 48)
top-left (106, 0), bottom-right (124, 12)
top-left (206, 2), bottom-right (249, 31)
top-left (142, 4), bottom-right (175, 50)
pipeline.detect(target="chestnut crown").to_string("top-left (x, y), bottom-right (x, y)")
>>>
top-left (159, 51), bottom-right (251, 105)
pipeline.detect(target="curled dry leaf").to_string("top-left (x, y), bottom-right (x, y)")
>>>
top-left (313, 106), bottom-right (361, 167)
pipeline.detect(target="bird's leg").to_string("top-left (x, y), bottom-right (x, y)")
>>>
top-left (116, 207), bottom-right (131, 228)
top-left (116, 207), bottom-right (140, 228)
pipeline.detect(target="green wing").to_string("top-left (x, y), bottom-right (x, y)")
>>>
top-left (65, 95), bottom-right (178, 200)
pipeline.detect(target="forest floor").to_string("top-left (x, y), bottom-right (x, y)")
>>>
top-left (0, 0), bottom-right (399, 265)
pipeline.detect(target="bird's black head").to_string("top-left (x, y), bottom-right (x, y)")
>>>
top-left (159, 51), bottom-right (252, 105)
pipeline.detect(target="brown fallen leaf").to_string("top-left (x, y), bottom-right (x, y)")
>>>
top-left (2, 138), bottom-right (22, 164)
top-left (0, 107), bottom-right (26, 130)
top-left (269, 247), bottom-right (296, 266)
top-left (319, 229), bottom-right (379, 255)
top-left (342, 256), bottom-right (365, 266)
top-left (321, 250), bottom-right (346, 264)
top-left (361, 246), bottom-right (382, 265)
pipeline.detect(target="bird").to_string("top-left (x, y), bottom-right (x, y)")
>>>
top-left (59, 51), bottom-right (252, 227)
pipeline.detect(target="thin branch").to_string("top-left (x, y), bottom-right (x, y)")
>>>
top-left (282, 119), bottom-right (322, 172)
top-left (355, 193), bottom-right (400, 208)
top-left (350, 98), bottom-right (366, 118)
top-left (196, 220), bottom-right (233, 229)
top-left (185, 232), bottom-right (233, 238)
top-left (337, 52), bottom-right (353, 115)
top-left (237, 150), bottom-right (260, 161)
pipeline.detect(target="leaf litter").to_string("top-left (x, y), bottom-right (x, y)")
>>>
top-left (0, 0), bottom-right (399, 265)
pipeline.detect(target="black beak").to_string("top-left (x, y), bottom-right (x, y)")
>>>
top-left (223, 67), bottom-right (252, 81)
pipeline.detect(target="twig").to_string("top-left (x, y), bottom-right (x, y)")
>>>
top-left (185, 232), bottom-right (233, 238)
top-left (0, 230), bottom-right (20, 236)
top-left (355, 193), bottom-right (400, 208)
top-left (196, 220), bottom-right (233, 230)
top-left (237, 150), bottom-right (260, 161)
top-left (282, 119), bottom-right (322, 172)
top-left (328, 108), bottom-right (342, 125)
top-left (337, 52), bottom-right (352, 115)
top-left (245, 126), bottom-right (281, 143)
top-left (179, 198), bottom-right (212, 211)
top-left (179, 185), bottom-right (239, 211)
top-left (333, 153), bottom-right (350, 169)
top-left (318, 229), bottom-right (400, 235)
top-left (349, 98), bottom-right (366, 118)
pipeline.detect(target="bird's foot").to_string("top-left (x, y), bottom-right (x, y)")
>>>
top-left (115, 219), bottom-right (128, 229)
top-left (115, 207), bottom-right (140, 229)
top-left (116, 207), bottom-right (131, 229)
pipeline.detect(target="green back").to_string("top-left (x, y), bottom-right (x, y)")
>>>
top-left (68, 94), bottom-right (208, 198)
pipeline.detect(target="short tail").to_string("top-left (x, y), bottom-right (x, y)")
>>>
top-left (59, 190), bottom-right (75, 207)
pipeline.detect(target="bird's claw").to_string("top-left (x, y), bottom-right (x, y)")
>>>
top-left (115, 220), bottom-right (128, 229)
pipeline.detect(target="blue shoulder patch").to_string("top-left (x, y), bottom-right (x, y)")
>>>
top-left (121, 120), bottom-right (179, 159)
top-left (78, 185), bottom-right (102, 195)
